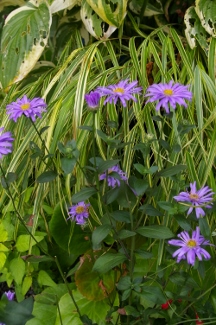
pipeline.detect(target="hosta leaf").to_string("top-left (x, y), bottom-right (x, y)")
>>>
top-left (0, 0), bottom-right (25, 12)
top-left (80, 0), bottom-right (117, 40)
top-left (50, 0), bottom-right (77, 14)
top-left (0, 0), bottom-right (52, 88)
top-left (86, 0), bottom-right (128, 27)
top-left (195, 0), bottom-right (216, 36)
top-left (184, 6), bottom-right (209, 49)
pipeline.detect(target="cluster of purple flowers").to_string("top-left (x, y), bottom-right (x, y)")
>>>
top-left (168, 181), bottom-right (214, 266)
top-left (85, 79), bottom-right (192, 113)
top-left (1, 80), bottom-right (215, 268)
top-left (0, 95), bottom-right (47, 160)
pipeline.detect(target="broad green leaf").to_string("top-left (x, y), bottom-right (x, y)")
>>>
top-left (141, 285), bottom-right (166, 305)
top-left (136, 226), bottom-right (174, 239)
top-left (36, 171), bottom-right (58, 183)
top-left (0, 0), bottom-right (52, 88)
top-left (55, 291), bottom-right (113, 325)
top-left (92, 252), bottom-right (126, 273)
top-left (38, 270), bottom-right (56, 287)
top-left (116, 276), bottom-right (131, 290)
top-left (111, 210), bottom-right (131, 223)
top-left (118, 229), bottom-right (136, 239)
top-left (27, 300), bottom-right (56, 325)
top-left (86, 0), bottom-right (128, 27)
top-left (49, 204), bottom-right (91, 254)
top-left (196, 0), bottom-right (216, 36)
top-left (92, 225), bottom-right (112, 250)
top-left (9, 257), bottom-right (25, 285)
top-left (60, 157), bottom-right (76, 174)
top-left (158, 164), bottom-right (187, 177)
top-left (0, 298), bottom-right (34, 325)
top-left (129, 178), bottom-right (149, 196)
top-left (174, 215), bottom-right (191, 231)
top-left (75, 250), bottom-right (119, 301)
top-left (72, 187), bottom-right (97, 203)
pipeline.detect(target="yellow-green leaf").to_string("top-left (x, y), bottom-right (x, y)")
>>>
top-left (38, 270), bottom-right (57, 287)
top-left (10, 257), bottom-right (25, 285)
top-left (0, 223), bottom-right (8, 242)
top-left (0, 243), bottom-right (9, 252)
top-left (16, 234), bottom-right (46, 252)
top-left (22, 276), bottom-right (32, 296)
top-left (0, 252), bottom-right (7, 270)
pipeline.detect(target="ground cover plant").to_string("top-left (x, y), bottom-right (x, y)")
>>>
top-left (0, 0), bottom-right (216, 324)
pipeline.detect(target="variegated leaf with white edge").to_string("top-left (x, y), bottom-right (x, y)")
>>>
top-left (184, 6), bottom-right (209, 50)
top-left (0, 0), bottom-right (52, 89)
top-left (50, 0), bottom-right (78, 14)
top-left (86, 0), bottom-right (128, 27)
top-left (0, 0), bottom-right (25, 12)
top-left (195, 0), bottom-right (216, 36)
top-left (80, 0), bottom-right (117, 40)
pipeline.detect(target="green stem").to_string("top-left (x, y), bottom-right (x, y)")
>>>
top-left (54, 256), bottom-right (82, 318)
top-left (30, 119), bottom-right (56, 168)
top-left (57, 300), bottom-right (64, 325)
top-left (92, 111), bottom-right (103, 216)
top-left (0, 164), bottom-right (48, 256)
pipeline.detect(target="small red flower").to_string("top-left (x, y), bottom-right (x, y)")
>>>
top-left (161, 299), bottom-right (173, 310)
top-left (195, 312), bottom-right (204, 324)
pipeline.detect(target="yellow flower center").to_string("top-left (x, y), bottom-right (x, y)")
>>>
top-left (20, 103), bottom-right (30, 110)
top-left (163, 89), bottom-right (173, 96)
top-left (187, 239), bottom-right (197, 248)
top-left (76, 206), bottom-right (85, 214)
top-left (189, 193), bottom-right (199, 200)
top-left (114, 87), bottom-right (125, 94)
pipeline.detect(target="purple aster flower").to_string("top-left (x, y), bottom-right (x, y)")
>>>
top-left (97, 79), bottom-right (142, 107)
top-left (0, 127), bottom-right (14, 159)
top-left (4, 290), bottom-right (15, 301)
top-left (145, 81), bottom-right (192, 113)
top-left (168, 227), bottom-right (211, 266)
top-left (174, 181), bottom-right (214, 219)
top-left (99, 165), bottom-right (128, 188)
top-left (85, 91), bottom-right (101, 110)
top-left (68, 201), bottom-right (90, 225)
top-left (6, 95), bottom-right (47, 122)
